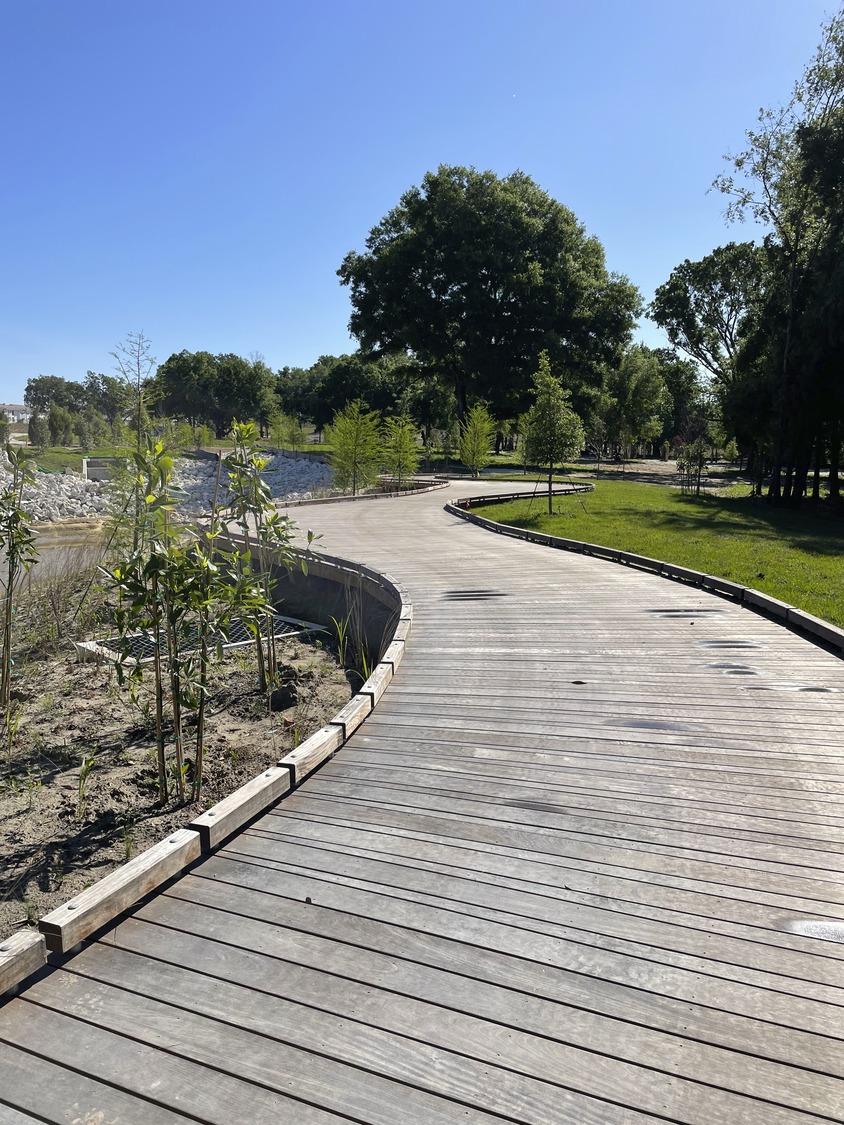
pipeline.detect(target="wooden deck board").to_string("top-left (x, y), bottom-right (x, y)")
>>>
top-left (1, 481), bottom-right (843, 1123)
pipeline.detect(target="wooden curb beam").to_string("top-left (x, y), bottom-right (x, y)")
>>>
top-left (38, 829), bottom-right (202, 955)
top-left (0, 933), bottom-right (46, 997)
top-left (447, 492), bottom-right (844, 655)
top-left (191, 766), bottom-right (292, 851)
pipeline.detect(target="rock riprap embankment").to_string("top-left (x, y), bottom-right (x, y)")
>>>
top-left (13, 469), bottom-right (111, 522)
top-left (172, 453), bottom-right (335, 515)
top-left (3, 453), bottom-right (335, 523)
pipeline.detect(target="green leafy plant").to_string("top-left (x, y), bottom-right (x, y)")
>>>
top-left (77, 750), bottom-right (96, 820)
top-left (101, 425), bottom-right (311, 803)
top-left (381, 414), bottom-right (419, 491)
top-left (458, 403), bottom-right (496, 478)
top-left (0, 445), bottom-right (39, 762)
top-left (326, 400), bottom-right (382, 495)
top-left (223, 421), bottom-right (311, 708)
top-left (522, 351), bottom-right (585, 514)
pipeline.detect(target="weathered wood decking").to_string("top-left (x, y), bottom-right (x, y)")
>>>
top-left (1, 481), bottom-right (844, 1123)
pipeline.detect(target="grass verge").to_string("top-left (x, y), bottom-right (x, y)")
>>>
top-left (481, 480), bottom-right (844, 629)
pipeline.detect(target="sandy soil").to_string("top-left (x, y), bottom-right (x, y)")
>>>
top-left (0, 626), bottom-right (350, 940)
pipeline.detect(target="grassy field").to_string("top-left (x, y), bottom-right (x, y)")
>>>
top-left (27, 445), bottom-right (129, 473)
top-left (481, 480), bottom-right (844, 628)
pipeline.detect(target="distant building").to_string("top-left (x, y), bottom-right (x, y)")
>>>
top-left (0, 404), bottom-right (31, 423)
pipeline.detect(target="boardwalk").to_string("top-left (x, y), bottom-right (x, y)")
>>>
top-left (1, 481), bottom-right (844, 1123)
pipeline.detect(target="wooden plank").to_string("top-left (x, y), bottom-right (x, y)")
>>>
top-left (257, 810), bottom-right (844, 931)
top-left (191, 765), bottom-right (292, 850)
top-left (327, 691), bottom-right (372, 739)
top-left (18, 975), bottom-right (562, 1125)
top-left (787, 606), bottom-right (844, 649)
top-left (743, 589), bottom-right (794, 619)
top-left (0, 932), bottom-right (45, 997)
top-left (380, 639), bottom-right (405, 670)
top-left (38, 827), bottom-right (201, 953)
top-left (0, 1040), bottom-right (199, 1125)
top-left (662, 561), bottom-right (706, 585)
top-left (277, 723), bottom-right (344, 785)
top-left (301, 778), bottom-right (844, 887)
top-left (325, 749), bottom-right (844, 834)
top-left (316, 766), bottom-right (844, 864)
top-left (0, 1001), bottom-right (350, 1125)
top-left (168, 869), bottom-right (844, 1052)
top-left (703, 574), bottom-right (747, 598)
top-left (345, 736), bottom-right (844, 808)
top-left (226, 831), bottom-right (844, 985)
top-left (276, 791), bottom-right (844, 907)
top-left (359, 661), bottom-right (393, 705)
top-left (64, 930), bottom-right (838, 1124)
top-left (391, 616), bottom-right (412, 641)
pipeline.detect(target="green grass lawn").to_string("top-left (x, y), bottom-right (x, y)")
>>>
top-left (28, 445), bottom-right (130, 473)
top-left (481, 480), bottom-right (844, 628)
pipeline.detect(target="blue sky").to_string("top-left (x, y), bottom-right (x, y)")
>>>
top-left (0, 0), bottom-right (832, 403)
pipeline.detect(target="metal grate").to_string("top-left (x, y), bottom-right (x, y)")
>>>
top-left (75, 613), bottom-right (324, 665)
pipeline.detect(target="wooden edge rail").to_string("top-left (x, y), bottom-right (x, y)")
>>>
top-left (446, 492), bottom-right (844, 655)
top-left (38, 829), bottom-right (202, 955)
top-left (0, 552), bottom-right (412, 988)
top-left (0, 932), bottom-right (47, 997)
top-left (279, 478), bottom-right (449, 508)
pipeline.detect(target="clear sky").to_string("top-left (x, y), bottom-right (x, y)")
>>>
top-left (0, 0), bottom-right (832, 403)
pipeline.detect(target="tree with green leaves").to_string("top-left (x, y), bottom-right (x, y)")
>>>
top-left (712, 9), bottom-right (844, 505)
top-left (27, 413), bottom-right (49, 453)
top-left (153, 350), bottom-right (218, 430)
top-left (605, 346), bottom-right (666, 459)
top-left (223, 421), bottom-right (305, 696)
top-left (47, 401), bottom-right (75, 446)
top-left (327, 400), bottom-right (382, 495)
top-left (649, 243), bottom-right (765, 386)
top-left (24, 375), bottom-right (86, 414)
top-left (458, 403), bottom-right (496, 478)
top-left (339, 165), bottom-right (640, 422)
top-left (381, 415), bottom-right (419, 491)
top-left (0, 447), bottom-right (39, 759)
top-left (84, 372), bottom-right (129, 425)
top-left (522, 353), bottom-right (585, 514)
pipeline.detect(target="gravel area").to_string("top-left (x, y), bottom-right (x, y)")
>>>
top-left (2, 453), bottom-right (335, 523)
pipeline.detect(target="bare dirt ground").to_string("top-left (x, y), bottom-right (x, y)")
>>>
top-left (570, 457), bottom-right (738, 489)
top-left (0, 555), bottom-right (350, 941)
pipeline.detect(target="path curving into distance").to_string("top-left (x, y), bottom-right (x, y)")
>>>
top-left (1, 480), bottom-right (844, 1123)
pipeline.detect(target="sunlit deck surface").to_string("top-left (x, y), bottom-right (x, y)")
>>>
top-left (1, 481), bottom-right (843, 1123)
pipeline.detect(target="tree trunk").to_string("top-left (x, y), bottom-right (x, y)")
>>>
top-left (547, 469), bottom-right (553, 516)
top-left (812, 431), bottom-right (822, 502)
top-left (829, 419), bottom-right (841, 500)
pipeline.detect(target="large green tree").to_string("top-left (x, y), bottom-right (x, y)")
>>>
top-left (155, 350), bottom-right (218, 428)
top-left (605, 346), bottom-right (666, 458)
top-left (649, 243), bottom-right (765, 386)
top-left (713, 9), bottom-right (844, 505)
top-left (153, 351), bottom-right (277, 437)
top-left (24, 375), bottom-right (86, 414)
top-left (338, 165), bottom-right (640, 422)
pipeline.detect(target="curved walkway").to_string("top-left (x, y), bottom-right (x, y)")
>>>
top-left (2, 482), bottom-right (844, 1123)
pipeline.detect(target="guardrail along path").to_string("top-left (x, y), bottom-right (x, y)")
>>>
top-left (1, 481), bottom-right (843, 1123)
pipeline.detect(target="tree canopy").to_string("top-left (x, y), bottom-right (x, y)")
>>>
top-left (708, 9), bottom-right (844, 505)
top-left (338, 165), bottom-right (640, 421)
